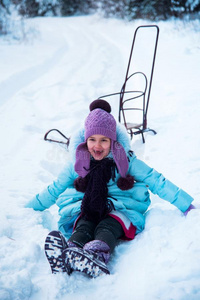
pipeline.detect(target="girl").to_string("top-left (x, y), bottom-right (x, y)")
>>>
top-left (26, 99), bottom-right (194, 278)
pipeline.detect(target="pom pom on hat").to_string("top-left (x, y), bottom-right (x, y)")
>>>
top-left (117, 174), bottom-right (135, 190)
top-left (89, 99), bottom-right (111, 113)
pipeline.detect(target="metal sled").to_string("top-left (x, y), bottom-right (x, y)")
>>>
top-left (44, 129), bottom-right (70, 147)
top-left (100, 25), bottom-right (159, 143)
top-left (118, 25), bottom-right (159, 143)
top-left (44, 25), bottom-right (159, 147)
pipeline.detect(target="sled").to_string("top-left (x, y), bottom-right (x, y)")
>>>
top-left (44, 129), bottom-right (70, 147)
top-left (119, 25), bottom-right (159, 143)
top-left (44, 25), bottom-right (159, 146)
top-left (99, 25), bottom-right (159, 143)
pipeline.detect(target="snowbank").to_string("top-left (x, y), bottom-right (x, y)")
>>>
top-left (0, 15), bottom-right (200, 300)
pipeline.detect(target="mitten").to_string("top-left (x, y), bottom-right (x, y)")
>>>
top-left (184, 204), bottom-right (195, 216)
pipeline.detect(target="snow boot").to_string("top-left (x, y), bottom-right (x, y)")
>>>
top-left (44, 230), bottom-right (71, 274)
top-left (83, 240), bottom-right (111, 264)
top-left (63, 240), bottom-right (110, 278)
top-left (63, 247), bottom-right (110, 278)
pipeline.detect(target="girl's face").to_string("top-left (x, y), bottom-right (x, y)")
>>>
top-left (87, 134), bottom-right (111, 160)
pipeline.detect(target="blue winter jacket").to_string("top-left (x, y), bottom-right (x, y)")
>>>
top-left (26, 124), bottom-right (193, 238)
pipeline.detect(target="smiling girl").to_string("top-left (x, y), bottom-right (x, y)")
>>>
top-left (26, 99), bottom-right (194, 278)
top-left (87, 135), bottom-right (111, 160)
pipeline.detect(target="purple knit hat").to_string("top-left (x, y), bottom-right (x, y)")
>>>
top-left (75, 100), bottom-right (134, 190)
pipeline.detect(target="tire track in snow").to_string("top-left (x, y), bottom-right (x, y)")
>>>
top-left (0, 43), bottom-right (68, 106)
top-left (64, 21), bottom-right (126, 93)
top-left (50, 19), bottom-right (128, 121)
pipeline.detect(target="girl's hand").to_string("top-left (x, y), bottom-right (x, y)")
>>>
top-left (184, 204), bottom-right (195, 216)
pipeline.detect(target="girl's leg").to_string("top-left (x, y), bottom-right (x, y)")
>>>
top-left (63, 217), bottom-right (124, 276)
top-left (67, 218), bottom-right (96, 248)
top-left (83, 216), bottom-right (124, 264)
top-left (64, 219), bottom-right (111, 277)
top-left (94, 216), bottom-right (124, 252)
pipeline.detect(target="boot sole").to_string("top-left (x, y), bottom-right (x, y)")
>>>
top-left (44, 230), bottom-right (70, 274)
top-left (64, 247), bottom-right (110, 278)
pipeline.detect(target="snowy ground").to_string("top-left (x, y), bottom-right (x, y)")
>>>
top-left (0, 15), bottom-right (200, 300)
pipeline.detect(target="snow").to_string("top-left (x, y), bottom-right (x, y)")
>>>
top-left (0, 15), bottom-right (200, 300)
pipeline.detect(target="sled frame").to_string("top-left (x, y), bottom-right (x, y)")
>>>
top-left (119, 25), bottom-right (159, 143)
top-left (44, 129), bottom-right (70, 147)
top-left (43, 25), bottom-right (159, 146)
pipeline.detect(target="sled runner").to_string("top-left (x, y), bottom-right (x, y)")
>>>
top-left (44, 25), bottom-right (159, 146)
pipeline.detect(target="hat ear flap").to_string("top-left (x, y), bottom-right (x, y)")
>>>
top-left (75, 142), bottom-right (91, 177)
top-left (111, 140), bottom-right (134, 190)
top-left (111, 140), bottom-right (129, 178)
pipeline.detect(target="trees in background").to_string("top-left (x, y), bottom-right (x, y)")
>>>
top-left (1, 0), bottom-right (200, 35)
top-left (128, 0), bottom-right (200, 20)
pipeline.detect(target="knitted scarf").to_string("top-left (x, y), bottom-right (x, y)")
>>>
top-left (81, 158), bottom-right (116, 224)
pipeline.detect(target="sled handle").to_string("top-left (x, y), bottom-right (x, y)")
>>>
top-left (44, 129), bottom-right (70, 147)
